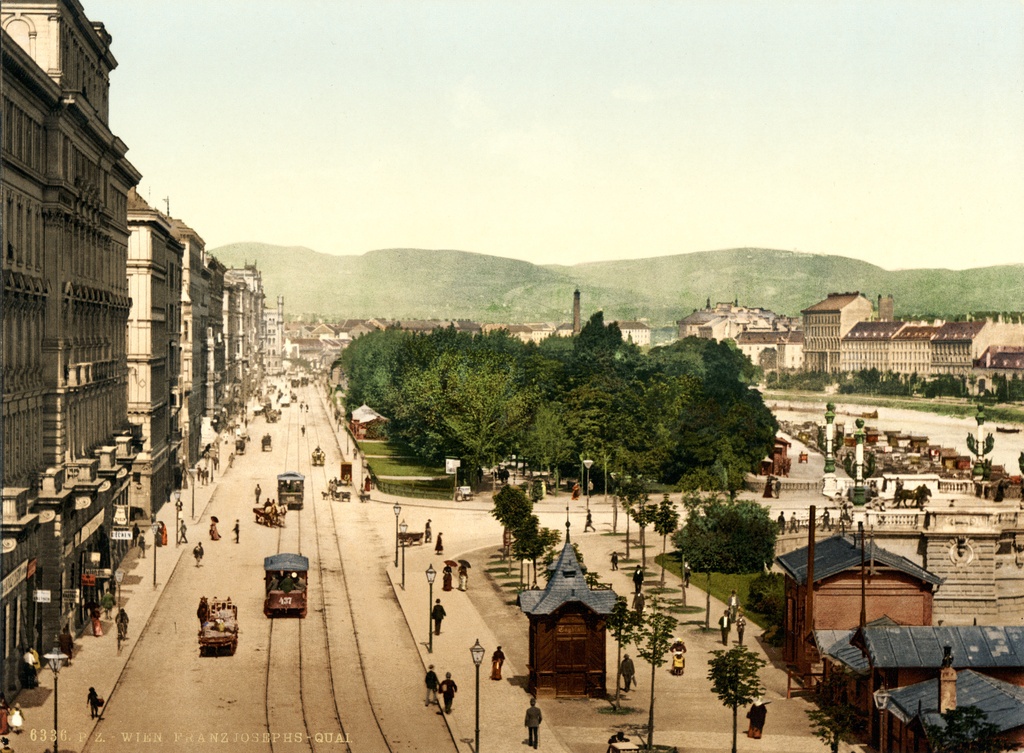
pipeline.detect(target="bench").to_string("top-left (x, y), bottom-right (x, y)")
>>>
top-left (456, 486), bottom-right (474, 501)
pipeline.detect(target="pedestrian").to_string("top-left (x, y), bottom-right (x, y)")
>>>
top-left (746, 696), bottom-right (768, 738)
top-left (197, 596), bottom-right (210, 625)
top-left (90, 606), bottom-right (103, 637)
top-left (160, 521), bottom-right (168, 546)
top-left (301, 425), bottom-right (305, 437)
top-left (619, 654), bottom-right (636, 691)
top-left (773, 477), bottom-right (782, 499)
top-left (434, 533), bottom-right (444, 555)
top-left (632, 590), bottom-right (645, 616)
top-left (424, 665), bottom-right (439, 707)
top-left (633, 566), bottom-right (644, 594)
top-left (87, 687), bottom-right (103, 719)
top-left (179, 520), bottom-right (188, 544)
top-left (777, 511), bottom-right (786, 534)
top-left (438, 672), bottom-right (458, 714)
top-left (671, 639), bottom-right (686, 676)
top-left (254, 484), bottom-right (262, 505)
top-left (138, 532), bottom-right (147, 558)
top-left (490, 646), bottom-right (505, 680)
top-left (59, 626), bottom-right (74, 666)
top-left (610, 551), bottom-right (618, 571)
top-left (683, 560), bottom-right (691, 589)
top-left (442, 565), bottom-right (453, 592)
top-left (719, 609), bottom-right (731, 645)
top-left (0, 695), bottom-right (8, 735)
top-left (424, 519), bottom-right (432, 543)
top-left (20, 648), bottom-right (37, 689)
top-left (432, 598), bottom-right (446, 635)
top-left (584, 511), bottom-right (595, 532)
top-left (728, 589), bottom-right (739, 621)
top-left (132, 522), bottom-right (141, 546)
top-left (209, 520), bottom-right (221, 540)
top-left (524, 697), bottom-right (542, 749)
top-left (821, 508), bottom-right (831, 531)
top-left (458, 564), bottom-right (468, 592)
top-left (116, 609), bottom-right (129, 642)
top-left (736, 610), bottom-right (747, 646)
top-left (8, 704), bottom-right (22, 735)
top-left (193, 542), bottom-right (204, 567)
top-left (233, 519), bottom-right (240, 543)
top-left (607, 731), bottom-right (631, 752)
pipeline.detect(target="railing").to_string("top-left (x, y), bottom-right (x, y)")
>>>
top-left (939, 479), bottom-right (973, 494)
top-left (374, 478), bottom-right (455, 501)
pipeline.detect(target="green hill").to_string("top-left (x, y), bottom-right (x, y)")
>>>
top-left (209, 243), bottom-right (1024, 326)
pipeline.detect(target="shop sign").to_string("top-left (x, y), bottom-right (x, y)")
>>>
top-left (34, 590), bottom-right (51, 603)
top-left (81, 574), bottom-right (96, 587)
top-left (111, 528), bottom-right (133, 541)
top-left (62, 588), bottom-right (80, 607)
top-left (1, 560), bottom-right (28, 598)
top-left (113, 505), bottom-right (129, 526)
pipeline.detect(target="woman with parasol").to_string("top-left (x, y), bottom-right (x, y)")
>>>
top-left (458, 560), bottom-right (470, 591)
top-left (209, 516), bottom-right (221, 541)
top-left (442, 561), bottom-right (455, 591)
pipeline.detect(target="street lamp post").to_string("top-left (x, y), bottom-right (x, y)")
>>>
top-left (393, 503), bottom-right (402, 567)
top-left (823, 402), bottom-right (836, 473)
top-left (583, 458), bottom-right (594, 512)
top-left (151, 515), bottom-right (159, 589)
top-left (43, 647), bottom-right (68, 752)
top-left (173, 490), bottom-right (182, 546)
top-left (610, 472), bottom-right (619, 533)
top-left (399, 520), bottom-right (408, 590)
top-left (853, 418), bottom-right (866, 506)
top-left (426, 565), bottom-right (436, 653)
top-left (470, 639), bottom-right (485, 753)
top-left (189, 467), bottom-right (196, 520)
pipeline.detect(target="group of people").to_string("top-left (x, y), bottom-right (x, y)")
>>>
top-left (0, 694), bottom-right (24, 736)
top-left (718, 590), bottom-right (747, 646)
top-left (441, 562), bottom-right (469, 592)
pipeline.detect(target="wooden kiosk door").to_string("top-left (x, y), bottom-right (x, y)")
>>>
top-left (554, 616), bottom-right (587, 696)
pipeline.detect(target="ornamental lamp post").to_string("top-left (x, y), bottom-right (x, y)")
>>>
top-left (189, 466), bottom-right (196, 520)
top-left (974, 404), bottom-right (987, 477)
top-left (583, 458), bottom-right (594, 512)
top-left (173, 490), bottom-right (182, 546)
top-left (399, 520), bottom-right (408, 590)
top-left (43, 647), bottom-right (68, 752)
top-left (393, 503), bottom-right (402, 567)
top-left (426, 564), bottom-right (436, 653)
top-left (151, 515), bottom-right (160, 588)
top-left (824, 402), bottom-right (836, 474)
top-left (853, 418), bottom-right (866, 506)
top-left (610, 472), bottom-right (619, 533)
top-left (470, 639), bottom-right (485, 752)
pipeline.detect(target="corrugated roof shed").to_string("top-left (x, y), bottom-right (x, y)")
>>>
top-left (518, 541), bottom-right (618, 616)
top-left (861, 626), bottom-right (1024, 669)
top-left (887, 669), bottom-right (1024, 733)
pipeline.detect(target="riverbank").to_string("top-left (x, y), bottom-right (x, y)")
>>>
top-left (763, 389), bottom-right (1024, 424)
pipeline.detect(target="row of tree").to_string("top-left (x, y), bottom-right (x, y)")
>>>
top-left (338, 313), bottom-right (778, 490)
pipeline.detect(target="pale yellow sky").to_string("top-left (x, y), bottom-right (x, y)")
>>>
top-left (89, 0), bottom-right (1024, 270)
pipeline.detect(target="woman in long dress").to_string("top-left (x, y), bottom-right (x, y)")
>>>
top-left (90, 607), bottom-right (103, 637)
top-left (490, 647), bottom-right (505, 680)
top-left (434, 533), bottom-right (444, 555)
top-left (442, 565), bottom-right (453, 591)
top-left (458, 564), bottom-right (468, 591)
top-left (209, 521), bottom-right (221, 540)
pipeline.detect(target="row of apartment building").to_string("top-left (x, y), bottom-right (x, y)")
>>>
top-left (0, 0), bottom-right (280, 691)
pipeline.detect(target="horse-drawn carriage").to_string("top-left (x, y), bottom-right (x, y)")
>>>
top-left (266, 408), bottom-right (280, 423)
top-left (892, 482), bottom-right (932, 509)
top-left (262, 434), bottom-right (272, 452)
top-left (253, 500), bottom-right (287, 527)
top-left (235, 437), bottom-right (246, 455)
top-left (198, 597), bottom-right (238, 656)
top-left (311, 447), bottom-right (326, 466)
top-left (322, 478), bottom-right (350, 502)
top-left (278, 472), bottom-right (305, 510)
top-left (264, 553), bottom-right (308, 618)
top-left (339, 462), bottom-right (352, 486)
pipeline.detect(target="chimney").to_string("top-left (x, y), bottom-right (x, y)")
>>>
top-left (939, 646), bottom-right (956, 713)
top-left (572, 289), bottom-right (581, 335)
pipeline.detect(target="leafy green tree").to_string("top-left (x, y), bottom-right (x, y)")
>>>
top-left (653, 494), bottom-right (680, 587)
top-left (806, 669), bottom-right (860, 753)
top-left (618, 475), bottom-right (648, 562)
top-left (630, 499), bottom-right (658, 571)
top-left (707, 646), bottom-right (767, 753)
top-left (676, 494), bottom-right (777, 628)
top-left (491, 485), bottom-right (533, 563)
top-left (606, 597), bottom-right (644, 710)
top-left (521, 403), bottom-right (572, 489)
top-left (924, 706), bottom-right (1017, 753)
top-left (634, 600), bottom-right (678, 750)
top-left (510, 515), bottom-right (560, 588)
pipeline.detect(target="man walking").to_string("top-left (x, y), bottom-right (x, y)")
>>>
top-left (610, 552), bottom-right (618, 571)
top-left (233, 519), bottom-right (240, 544)
top-left (193, 542), bottom-right (204, 567)
top-left (736, 611), bottom-right (747, 646)
top-left (683, 560), bottom-right (691, 589)
top-left (438, 672), bottom-right (458, 714)
top-left (254, 484), bottom-right (262, 506)
top-left (524, 697), bottom-right (542, 749)
top-left (432, 598), bottom-right (446, 635)
top-left (619, 654), bottom-right (636, 691)
top-left (424, 665), bottom-right (439, 707)
top-left (633, 566), bottom-right (644, 594)
top-left (584, 511), bottom-right (595, 532)
top-left (179, 520), bottom-right (188, 544)
top-left (138, 533), bottom-right (147, 558)
top-left (719, 609), bottom-right (731, 645)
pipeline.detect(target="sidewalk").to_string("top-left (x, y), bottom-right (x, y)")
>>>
top-left (13, 435), bottom-right (235, 753)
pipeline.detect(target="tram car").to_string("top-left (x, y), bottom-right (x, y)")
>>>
top-left (311, 447), bottom-right (326, 466)
top-left (278, 471), bottom-right (305, 510)
top-left (262, 434), bottom-right (273, 452)
top-left (263, 553), bottom-right (308, 618)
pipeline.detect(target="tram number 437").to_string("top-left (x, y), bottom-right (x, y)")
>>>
top-left (279, 597), bottom-right (292, 605)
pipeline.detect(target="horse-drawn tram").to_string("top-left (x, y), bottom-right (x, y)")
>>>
top-left (278, 471), bottom-right (305, 510)
top-left (263, 553), bottom-right (309, 618)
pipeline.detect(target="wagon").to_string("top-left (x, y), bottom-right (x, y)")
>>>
top-left (199, 598), bottom-right (238, 656)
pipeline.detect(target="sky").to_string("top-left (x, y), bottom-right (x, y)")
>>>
top-left (86, 0), bottom-right (1024, 271)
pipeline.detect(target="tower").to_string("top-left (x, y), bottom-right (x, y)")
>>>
top-left (573, 289), bottom-right (581, 335)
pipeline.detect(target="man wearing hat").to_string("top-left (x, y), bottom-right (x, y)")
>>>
top-left (424, 665), bottom-right (439, 707)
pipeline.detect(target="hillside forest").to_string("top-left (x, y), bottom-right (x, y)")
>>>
top-left (338, 312), bottom-right (778, 492)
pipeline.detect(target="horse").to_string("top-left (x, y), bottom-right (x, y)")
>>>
top-left (893, 484), bottom-right (931, 509)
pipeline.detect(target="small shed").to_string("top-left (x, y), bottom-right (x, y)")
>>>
top-left (518, 540), bottom-right (617, 698)
top-left (349, 404), bottom-right (388, 440)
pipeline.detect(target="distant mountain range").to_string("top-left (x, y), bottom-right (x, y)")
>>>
top-left (209, 243), bottom-right (1024, 327)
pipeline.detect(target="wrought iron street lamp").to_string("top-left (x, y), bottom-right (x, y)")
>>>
top-left (399, 520), bottom-right (408, 590)
top-left (853, 419), bottom-right (866, 506)
top-left (393, 503), bottom-right (402, 567)
top-left (43, 647), bottom-right (68, 752)
top-left (426, 564), bottom-right (436, 653)
top-left (583, 458), bottom-right (594, 512)
top-left (824, 402), bottom-right (836, 474)
top-left (173, 490), bottom-right (182, 547)
top-left (189, 466), bottom-right (196, 520)
top-left (151, 515), bottom-right (159, 589)
top-left (470, 639), bottom-right (485, 752)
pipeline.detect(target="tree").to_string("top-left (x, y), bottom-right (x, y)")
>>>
top-left (675, 493), bottom-right (777, 628)
top-left (630, 500), bottom-right (658, 571)
top-left (707, 646), bottom-right (767, 753)
top-left (605, 597), bottom-right (644, 710)
top-left (924, 706), bottom-right (1018, 753)
top-left (618, 475), bottom-right (648, 562)
top-left (806, 669), bottom-right (860, 753)
top-left (491, 485), bottom-right (533, 564)
top-left (521, 403), bottom-right (571, 490)
top-left (634, 599), bottom-right (678, 750)
top-left (510, 515), bottom-right (560, 588)
top-left (653, 494), bottom-right (680, 587)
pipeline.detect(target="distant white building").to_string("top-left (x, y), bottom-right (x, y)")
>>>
top-left (615, 321), bottom-right (651, 347)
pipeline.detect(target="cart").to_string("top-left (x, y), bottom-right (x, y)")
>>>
top-left (312, 447), bottom-right (326, 466)
top-left (262, 434), bottom-right (272, 452)
top-left (235, 437), bottom-right (246, 455)
top-left (339, 462), bottom-right (353, 485)
top-left (199, 598), bottom-right (238, 656)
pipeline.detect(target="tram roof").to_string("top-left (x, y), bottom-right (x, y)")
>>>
top-left (277, 471), bottom-right (305, 482)
top-left (264, 553), bottom-right (309, 572)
